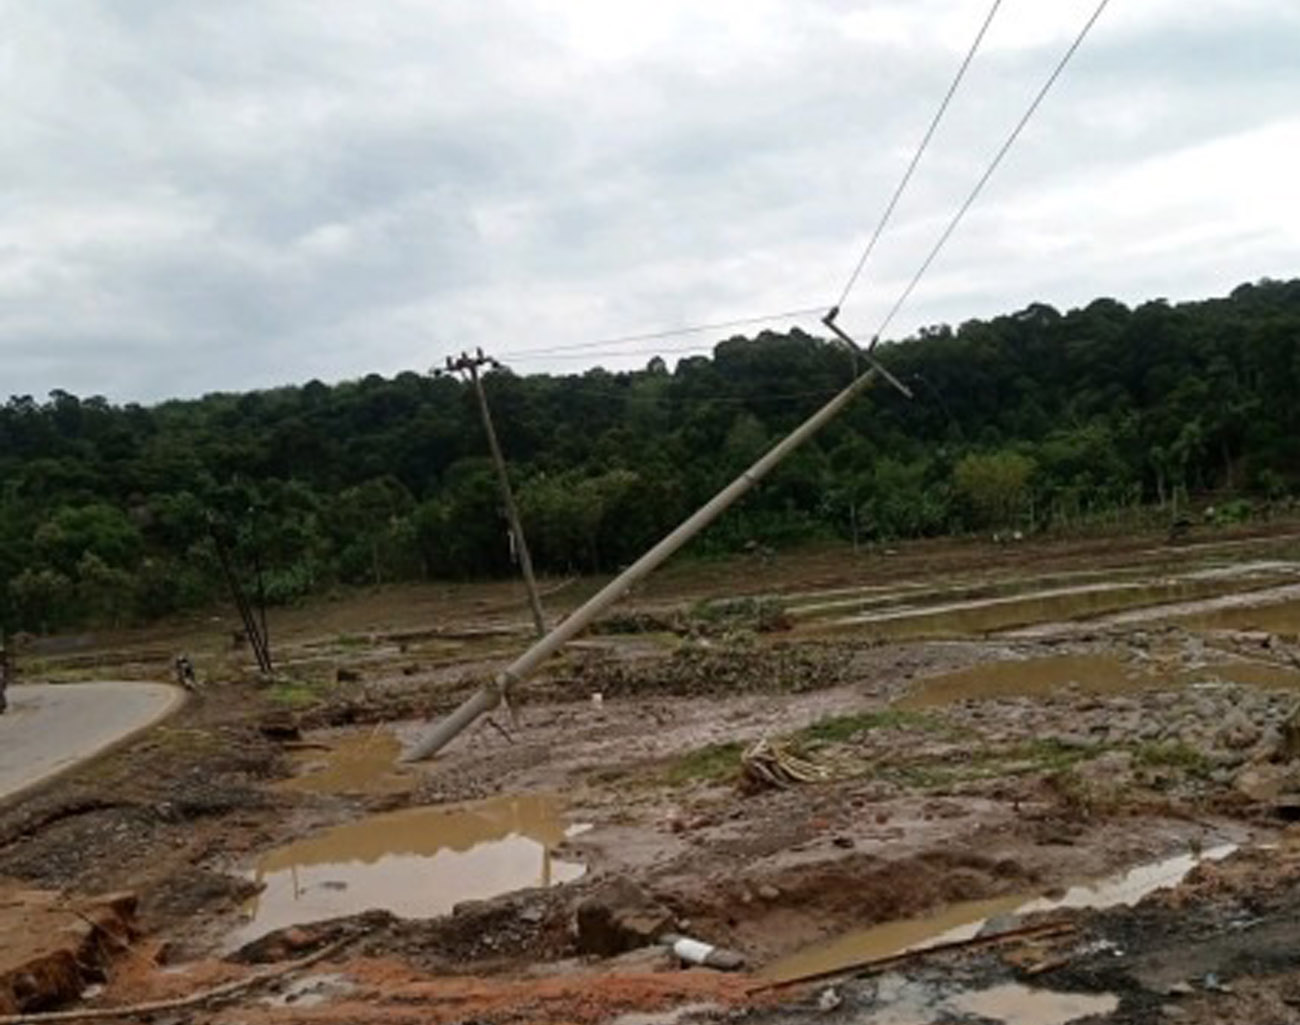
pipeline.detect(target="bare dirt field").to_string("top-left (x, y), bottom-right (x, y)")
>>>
top-left (6, 521), bottom-right (1300, 1023)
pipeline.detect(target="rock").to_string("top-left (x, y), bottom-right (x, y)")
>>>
top-left (258, 712), bottom-right (301, 742)
top-left (817, 987), bottom-right (843, 1012)
top-left (574, 879), bottom-right (675, 956)
top-left (757, 885), bottom-right (781, 901)
top-left (1252, 726), bottom-right (1284, 760)
top-left (1280, 714), bottom-right (1300, 761)
top-left (518, 905), bottom-right (544, 925)
top-left (1078, 750), bottom-right (1134, 784)
top-left (1234, 763), bottom-right (1297, 802)
top-left (1216, 709), bottom-right (1261, 751)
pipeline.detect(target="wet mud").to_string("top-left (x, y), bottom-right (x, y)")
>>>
top-left (7, 528), bottom-right (1300, 1024)
top-left (761, 845), bottom-right (1237, 984)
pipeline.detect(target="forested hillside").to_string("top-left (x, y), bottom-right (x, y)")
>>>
top-left (2, 278), bottom-right (1298, 633)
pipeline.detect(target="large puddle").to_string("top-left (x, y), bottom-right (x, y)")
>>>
top-left (786, 566), bottom-right (1150, 621)
top-left (899, 654), bottom-right (1300, 708)
top-left (278, 729), bottom-right (415, 796)
top-left (1182, 598), bottom-right (1300, 637)
top-left (762, 844), bottom-right (1236, 984)
top-left (828, 570), bottom-right (1300, 641)
top-left (236, 795), bottom-right (586, 942)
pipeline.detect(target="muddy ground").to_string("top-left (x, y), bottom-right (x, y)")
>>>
top-left (6, 524), bottom-right (1300, 1023)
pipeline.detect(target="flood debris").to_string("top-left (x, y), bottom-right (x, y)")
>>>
top-left (740, 738), bottom-right (831, 790)
top-left (661, 934), bottom-right (746, 971)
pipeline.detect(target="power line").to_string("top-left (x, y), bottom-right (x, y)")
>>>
top-left (493, 306), bottom-right (823, 359)
top-left (506, 342), bottom-right (717, 363)
top-left (872, 0), bottom-right (1113, 342)
top-left (494, 382), bottom-right (846, 407)
top-left (834, 0), bottom-right (1004, 310)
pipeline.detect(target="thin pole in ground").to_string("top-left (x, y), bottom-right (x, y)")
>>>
top-left (441, 350), bottom-right (547, 638)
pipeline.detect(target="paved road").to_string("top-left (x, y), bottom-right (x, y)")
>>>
top-left (0, 682), bottom-right (184, 801)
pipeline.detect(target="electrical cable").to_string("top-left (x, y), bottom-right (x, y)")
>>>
top-left (494, 306), bottom-right (823, 359)
top-left (871, 0), bottom-right (1113, 343)
top-left (834, 0), bottom-right (1004, 310)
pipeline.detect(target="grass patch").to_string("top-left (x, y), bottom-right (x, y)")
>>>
top-left (1004, 737), bottom-right (1099, 772)
top-left (334, 633), bottom-right (370, 649)
top-left (884, 737), bottom-right (1102, 791)
top-left (662, 741), bottom-right (744, 785)
top-left (1133, 741), bottom-right (1213, 778)
top-left (797, 708), bottom-right (943, 746)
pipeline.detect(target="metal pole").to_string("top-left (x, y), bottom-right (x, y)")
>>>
top-left (468, 361), bottom-right (548, 637)
top-left (406, 353), bottom-right (909, 762)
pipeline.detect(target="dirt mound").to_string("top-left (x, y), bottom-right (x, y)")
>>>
top-left (0, 887), bottom-right (136, 1015)
top-left (224, 956), bottom-right (757, 1025)
top-left (666, 849), bottom-right (1035, 962)
top-left (560, 640), bottom-right (855, 699)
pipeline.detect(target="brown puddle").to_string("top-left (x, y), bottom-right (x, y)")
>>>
top-left (900, 655), bottom-right (1300, 709)
top-left (898, 655), bottom-right (1154, 709)
top-left (1204, 660), bottom-right (1300, 690)
top-left (236, 795), bottom-right (586, 942)
top-left (278, 729), bottom-right (415, 796)
top-left (1182, 598), bottom-right (1300, 637)
top-left (832, 573), bottom-right (1297, 641)
top-left (761, 844), bottom-right (1236, 983)
top-left (950, 983), bottom-right (1119, 1025)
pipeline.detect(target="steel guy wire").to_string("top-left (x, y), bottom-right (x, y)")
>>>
top-left (871, 0), bottom-right (1114, 344)
top-left (494, 306), bottom-right (824, 359)
top-left (834, 0), bottom-right (1004, 311)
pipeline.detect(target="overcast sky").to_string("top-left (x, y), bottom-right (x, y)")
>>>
top-left (2, 0), bottom-right (1297, 403)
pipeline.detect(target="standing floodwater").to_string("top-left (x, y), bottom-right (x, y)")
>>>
top-left (237, 794), bottom-right (586, 942)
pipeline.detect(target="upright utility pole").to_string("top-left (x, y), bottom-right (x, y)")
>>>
top-left (443, 350), bottom-right (547, 637)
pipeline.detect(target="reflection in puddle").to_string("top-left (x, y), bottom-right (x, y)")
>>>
top-left (762, 845), bottom-right (1236, 983)
top-left (951, 983), bottom-right (1119, 1025)
top-left (761, 895), bottom-right (1026, 985)
top-left (279, 729), bottom-right (414, 795)
top-left (901, 655), bottom-right (1300, 709)
top-left (238, 795), bottom-right (586, 941)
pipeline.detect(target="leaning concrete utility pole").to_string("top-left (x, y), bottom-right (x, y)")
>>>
top-left (406, 316), bottom-right (910, 761)
top-left (443, 350), bottom-right (547, 637)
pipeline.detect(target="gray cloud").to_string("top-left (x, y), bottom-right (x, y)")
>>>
top-left (1, 0), bottom-right (1296, 401)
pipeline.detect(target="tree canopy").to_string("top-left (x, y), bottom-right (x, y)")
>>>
top-left (3, 278), bottom-right (1298, 633)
